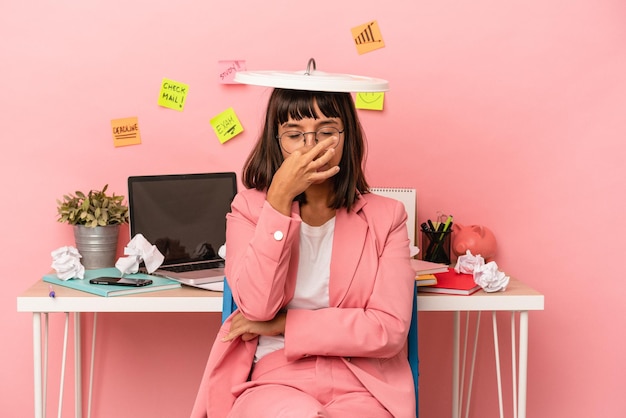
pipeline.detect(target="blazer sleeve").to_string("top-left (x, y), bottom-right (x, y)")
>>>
top-left (283, 199), bottom-right (416, 360)
top-left (224, 190), bottom-right (301, 321)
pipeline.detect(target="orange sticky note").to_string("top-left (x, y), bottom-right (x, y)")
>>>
top-left (351, 20), bottom-right (385, 55)
top-left (210, 108), bottom-right (244, 144)
top-left (111, 117), bottom-right (141, 147)
top-left (158, 78), bottom-right (189, 111)
top-left (355, 92), bottom-right (385, 111)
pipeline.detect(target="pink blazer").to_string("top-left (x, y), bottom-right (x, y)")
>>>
top-left (191, 189), bottom-right (416, 418)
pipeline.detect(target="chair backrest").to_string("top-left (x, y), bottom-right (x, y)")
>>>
top-left (221, 279), bottom-right (419, 417)
top-left (408, 282), bottom-right (419, 417)
top-left (221, 280), bottom-right (237, 324)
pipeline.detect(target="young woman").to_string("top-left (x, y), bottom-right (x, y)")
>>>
top-left (192, 88), bottom-right (416, 418)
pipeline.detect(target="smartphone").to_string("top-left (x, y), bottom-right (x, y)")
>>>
top-left (89, 277), bottom-right (153, 287)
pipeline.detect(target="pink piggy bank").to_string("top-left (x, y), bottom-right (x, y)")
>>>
top-left (452, 223), bottom-right (497, 261)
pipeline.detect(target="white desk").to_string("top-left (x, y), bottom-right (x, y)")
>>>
top-left (18, 277), bottom-right (543, 418)
top-left (17, 282), bottom-right (222, 418)
top-left (418, 278), bottom-right (544, 418)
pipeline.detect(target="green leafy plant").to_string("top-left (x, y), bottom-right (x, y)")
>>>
top-left (57, 185), bottom-right (129, 227)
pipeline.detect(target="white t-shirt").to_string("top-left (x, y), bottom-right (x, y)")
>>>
top-left (254, 217), bottom-right (335, 362)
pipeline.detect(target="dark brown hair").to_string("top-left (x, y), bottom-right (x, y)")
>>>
top-left (242, 88), bottom-right (369, 210)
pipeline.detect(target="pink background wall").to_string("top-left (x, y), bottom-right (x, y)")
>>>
top-left (2, 1), bottom-right (625, 416)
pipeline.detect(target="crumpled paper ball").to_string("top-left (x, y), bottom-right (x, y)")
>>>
top-left (473, 261), bottom-right (509, 293)
top-left (51, 246), bottom-right (85, 280)
top-left (454, 249), bottom-right (485, 274)
top-left (454, 249), bottom-right (509, 292)
top-left (115, 233), bottom-right (164, 275)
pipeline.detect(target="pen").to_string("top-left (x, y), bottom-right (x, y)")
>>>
top-left (441, 215), bottom-right (453, 233)
top-left (48, 284), bottom-right (56, 298)
top-left (424, 218), bottom-right (440, 258)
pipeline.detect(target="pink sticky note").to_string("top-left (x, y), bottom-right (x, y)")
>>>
top-left (218, 60), bottom-right (247, 84)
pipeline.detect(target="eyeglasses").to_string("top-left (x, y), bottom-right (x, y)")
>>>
top-left (277, 127), bottom-right (344, 154)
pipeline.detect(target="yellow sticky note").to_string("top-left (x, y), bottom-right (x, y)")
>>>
top-left (355, 92), bottom-right (385, 111)
top-left (111, 117), bottom-right (141, 147)
top-left (158, 78), bottom-right (189, 111)
top-left (210, 108), bottom-right (244, 144)
top-left (351, 20), bottom-right (385, 55)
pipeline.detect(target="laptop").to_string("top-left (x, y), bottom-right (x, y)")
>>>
top-left (127, 172), bottom-right (237, 287)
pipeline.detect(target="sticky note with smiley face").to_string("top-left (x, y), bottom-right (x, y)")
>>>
top-left (355, 92), bottom-right (385, 111)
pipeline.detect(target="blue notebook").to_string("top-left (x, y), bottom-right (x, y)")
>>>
top-left (43, 268), bottom-right (181, 297)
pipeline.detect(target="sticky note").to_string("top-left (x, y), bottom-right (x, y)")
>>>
top-left (158, 78), bottom-right (189, 111)
top-left (351, 20), bottom-right (385, 55)
top-left (355, 92), bottom-right (385, 111)
top-left (218, 60), bottom-right (247, 84)
top-left (210, 108), bottom-right (244, 143)
top-left (111, 117), bottom-right (141, 147)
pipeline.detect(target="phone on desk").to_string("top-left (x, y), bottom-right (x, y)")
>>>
top-left (89, 277), bottom-right (153, 287)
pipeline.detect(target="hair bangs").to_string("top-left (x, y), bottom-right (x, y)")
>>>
top-left (275, 90), bottom-right (343, 125)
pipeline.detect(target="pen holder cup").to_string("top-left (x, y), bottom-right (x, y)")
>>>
top-left (421, 230), bottom-right (452, 264)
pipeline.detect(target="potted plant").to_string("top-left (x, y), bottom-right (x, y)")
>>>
top-left (57, 185), bottom-right (129, 269)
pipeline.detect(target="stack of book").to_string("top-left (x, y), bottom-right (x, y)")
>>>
top-left (417, 267), bottom-right (481, 295)
top-left (415, 274), bottom-right (437, 287)
top-left (410, 259), bottom-right (448, 287)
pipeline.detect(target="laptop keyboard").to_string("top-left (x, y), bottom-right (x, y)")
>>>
top-left (159, 260), bottom-right (225, 273)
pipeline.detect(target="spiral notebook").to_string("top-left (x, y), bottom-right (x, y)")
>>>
top-left (370, 187), bottom-right (417, 246)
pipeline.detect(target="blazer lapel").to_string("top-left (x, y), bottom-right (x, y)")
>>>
top-left (329, 198), bottom-right (368, 306)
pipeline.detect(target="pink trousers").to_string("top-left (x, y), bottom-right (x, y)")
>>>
top-left (228, 350), bottom-right (393, 418)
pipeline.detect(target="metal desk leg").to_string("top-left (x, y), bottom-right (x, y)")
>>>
top-left (511, 313), bottom-right (518, 418)
top-left (452, 311), bottom-right (460, 418)
top-left (492, 312), bottom-right (504, 418)
top-left (518, 311), bottom-right (529, 418)
top-left (464, 312), bottom-right (481, 418)
top-left (33, 313), bottom-right (43, 418)
top-left (452, 310), bottom-right (530, 418)
top-left (74, 312), bottom-right (82, 418)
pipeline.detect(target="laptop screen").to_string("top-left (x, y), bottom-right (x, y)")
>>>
top-left (128, 172), bottom-right (237, 266)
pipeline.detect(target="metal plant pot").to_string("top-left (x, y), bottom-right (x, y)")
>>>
top-left (73, 225), bottom-right (120, 269)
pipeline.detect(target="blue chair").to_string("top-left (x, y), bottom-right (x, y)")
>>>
top-left (221, 280), bottom-right (419, 417)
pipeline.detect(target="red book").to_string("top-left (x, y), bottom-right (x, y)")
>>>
top-left (417, 268), bottom-right (481, 295)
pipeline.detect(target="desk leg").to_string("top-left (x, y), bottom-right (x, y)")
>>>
top-left (33, 313), bottom-right (43, 418)
top-left (452, 311), bottom-right (460, 418)
top-left (74, 312), bottom-right (82, 418)
top-left (511, 313), bottom-right (518, 418)
top-left (492, 312), bottom-right (504, 418)
top-left (518, 311), bottom-right (529, 418)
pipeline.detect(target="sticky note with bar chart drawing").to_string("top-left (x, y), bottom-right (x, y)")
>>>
top-left (351, 20), bottom-right (385, 55)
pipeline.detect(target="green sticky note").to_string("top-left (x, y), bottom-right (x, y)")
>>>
top-left (158, 78), bottom-right (189, 111)
top-left (210, 107), bottom-right (244, 143)
top-left (355, 92), bottom-right (385, 111)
